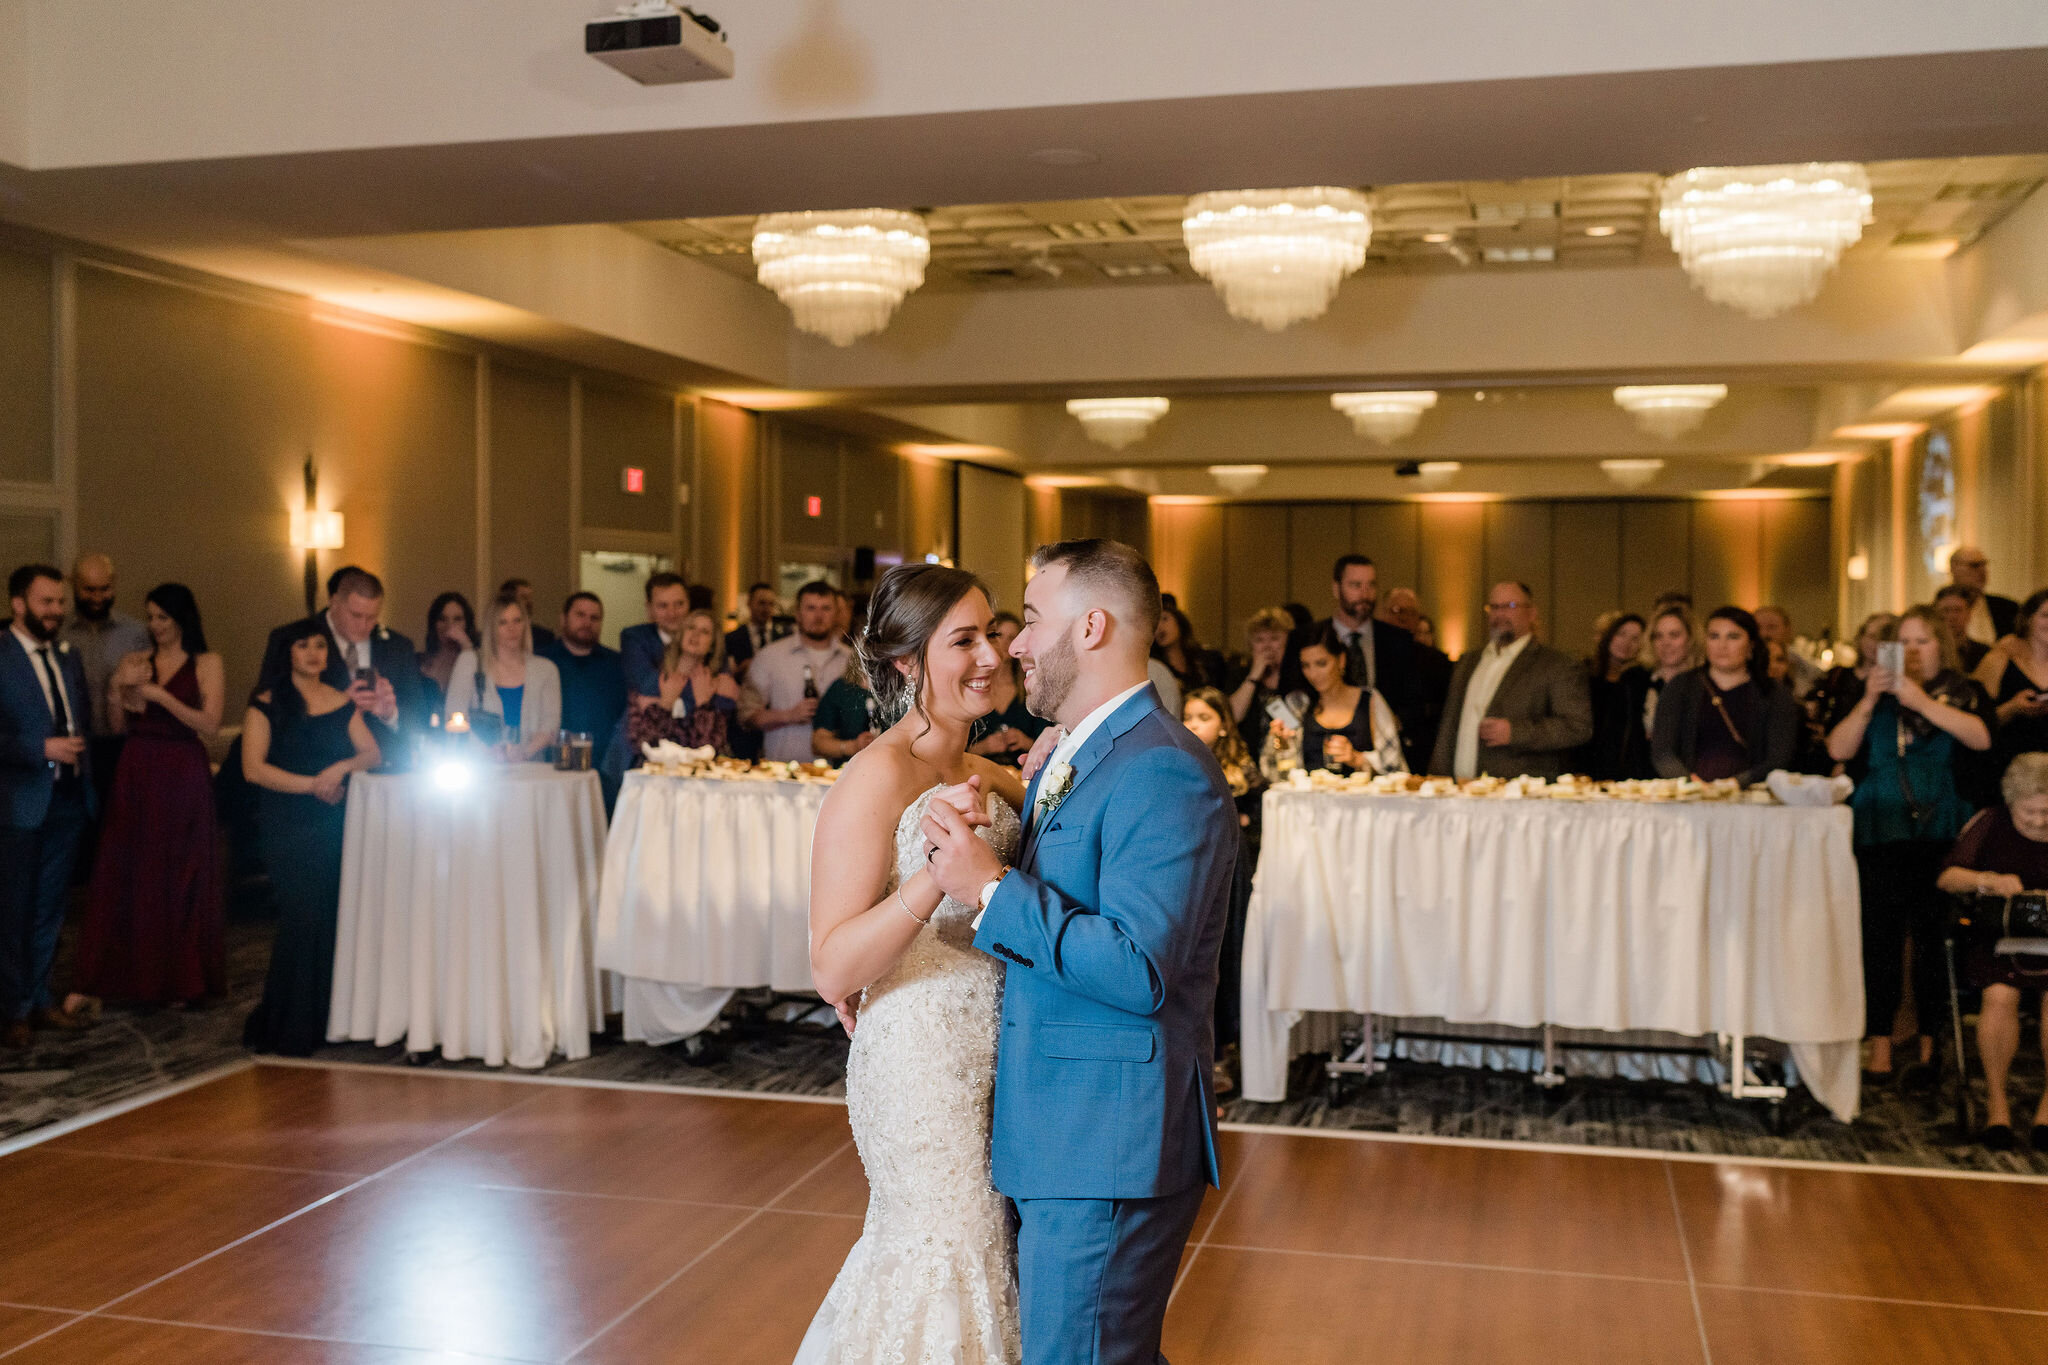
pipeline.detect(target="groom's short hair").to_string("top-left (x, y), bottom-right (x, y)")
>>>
top-left (1029, 539), bottom-right (1161, 638)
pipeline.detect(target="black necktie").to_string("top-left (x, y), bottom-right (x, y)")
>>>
top-left (1346, 632), bottom-right (1370, 690)
top-left (33, 646), bottom-right (72, 738)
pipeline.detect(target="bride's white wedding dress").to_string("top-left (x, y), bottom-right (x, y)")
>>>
top-left (793, 784), bottom-right (1024, 1365)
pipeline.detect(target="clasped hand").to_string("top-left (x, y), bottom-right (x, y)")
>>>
top-left (920, 774), bottom-right (1002, 905)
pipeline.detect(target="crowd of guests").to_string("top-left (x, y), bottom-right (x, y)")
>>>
top-left (5, 541), bottom-right (2047, 1145)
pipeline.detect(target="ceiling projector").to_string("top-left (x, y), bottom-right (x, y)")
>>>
top-left (587, 2), bottom-right (734, 85)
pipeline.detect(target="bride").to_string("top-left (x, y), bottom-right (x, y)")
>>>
top-left (795, 563), bottom-right (1031, 1365)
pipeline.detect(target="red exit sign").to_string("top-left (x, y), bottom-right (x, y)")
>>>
top-left (806, 495), bottom-right (823, 518)
top-left (621, 466), bottom-right (646, 495)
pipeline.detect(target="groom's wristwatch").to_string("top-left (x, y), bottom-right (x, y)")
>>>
top-left (977, 866), bottom-right (1012, 913)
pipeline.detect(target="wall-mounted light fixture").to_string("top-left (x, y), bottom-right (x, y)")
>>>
top-left (290, 456), bottom-right (343, 614)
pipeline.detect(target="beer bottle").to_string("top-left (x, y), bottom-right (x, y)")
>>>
top-left (802, 665), bottom-right (819, 701)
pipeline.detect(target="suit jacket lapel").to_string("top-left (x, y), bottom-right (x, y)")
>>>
top-left (0, 634), bottom-right (43, 731)
top-left (1019, 685), bottom-right (1161, 871)
top-left (1488, 643), bottom-right (1542, 716)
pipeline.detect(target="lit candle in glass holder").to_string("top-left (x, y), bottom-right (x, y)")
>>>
top-left (446, 712), bottom-right (470, 736)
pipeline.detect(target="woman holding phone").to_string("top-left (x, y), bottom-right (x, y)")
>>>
top-left (1826, 606), bottom-right (1995, 1084)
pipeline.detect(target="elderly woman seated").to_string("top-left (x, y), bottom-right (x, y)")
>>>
top-left (1936, 752), bottom-right (2048, 1151)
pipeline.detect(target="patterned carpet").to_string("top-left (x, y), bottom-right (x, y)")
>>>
top-left (5, 917), bottom-right (2045, 1175)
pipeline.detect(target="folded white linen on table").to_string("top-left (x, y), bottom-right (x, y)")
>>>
top-left (1766, 769), bottom-right (1853, 806)
top-left (330, 767), bottom-right (608, 1069)
top-left (596, 772), bottom-right (828, 1042)
top-left (1239, 791), bottom-right (1866, 1121)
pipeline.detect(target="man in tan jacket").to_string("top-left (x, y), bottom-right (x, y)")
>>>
top-left (1430, 581), bottom-right (1593, 780)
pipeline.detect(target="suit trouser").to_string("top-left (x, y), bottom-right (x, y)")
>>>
top-left (0, 784), bottom-right (89, 1020)
top-left (1012, 1182), bottom-right (1206, 1365)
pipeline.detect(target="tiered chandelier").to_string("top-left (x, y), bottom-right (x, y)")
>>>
top-left (1658, 163), bottom-right (1873, 319)
top-left (1331, 391), bottom-right (1438, 445)
top-left (751, 209), bottom-right (930, 346)
top-left (1612, 384), bottom-right (1727, 439)
top-left (1066, 397), bottom-right (1169, 449)
top-left (1182, 188), bottom-right (1372, 331)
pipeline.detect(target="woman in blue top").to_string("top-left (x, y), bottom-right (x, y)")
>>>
top-left (1826, 605), bottom-right (1994, 1083)
top-left (447, 592), bottom-right (561, 762)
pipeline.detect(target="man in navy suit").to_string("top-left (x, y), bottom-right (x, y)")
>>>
top-left (1, 564), bottom-right (100, 1047)
top-left (1281, 553), bottom-right (1429, 771)
top-left (925, 538), bottom-right (1237, 1365)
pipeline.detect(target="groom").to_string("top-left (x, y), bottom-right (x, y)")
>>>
top-left (926, 538), bottom-right (1238, 1365)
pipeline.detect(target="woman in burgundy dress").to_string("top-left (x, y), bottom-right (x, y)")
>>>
top-left (75, 583), bottom-right (227, 1006)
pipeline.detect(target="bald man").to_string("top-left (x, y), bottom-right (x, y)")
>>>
top-left (61, 555), bottom-right (150, 738)
top-left (1946, 546), bottom-right (2019, 645)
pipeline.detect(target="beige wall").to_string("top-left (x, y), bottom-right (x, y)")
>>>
top-left (957, 465), bottom-right (1027, 616)
top-left (1153, 496), bottom-right (1833, 662)
top-left (0, 231), bottom-right (700, 705)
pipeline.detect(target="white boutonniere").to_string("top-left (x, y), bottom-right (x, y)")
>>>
top-left (56, 641), bottom-right (71, 655)
top-left (1036, 761), bottom-right (1075, 820)
top-left (376, 626), bottom-right (390, 642)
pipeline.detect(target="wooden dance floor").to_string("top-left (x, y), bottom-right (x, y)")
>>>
top-left (0, 1062), bottom-right (2044, 1364)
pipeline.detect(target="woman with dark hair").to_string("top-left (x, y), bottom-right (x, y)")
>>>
top-left (1976, 587), bottom-right (2048, 770)
top-left (796, 562), bottom-right (1027, 1360)
top-left (1649, 606), bottom-right (1803, 784)
top-left (418, 591), bottom-right (478, 704)
top-left (1276, 626), bottom-right (1380, 773)
top-left (75, 583), bottom-right (227, 1006)
top-left (1151, 604), bottom-right (1221, 695)
top-left (240, 618), bottom-right (380, 1056)
top-left (1581, 610), bottom-right (1650, 779)
top-left (1183, 686), bottom-right (1265, 1095)
top-left (1827, 605), bottom-right (1994, 1082)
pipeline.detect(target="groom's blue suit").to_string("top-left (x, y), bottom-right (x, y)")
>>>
top-left (972, 684), bottom-right (1238, 1365)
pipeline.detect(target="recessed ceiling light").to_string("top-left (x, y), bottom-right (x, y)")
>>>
top-left (1583, 225), bottom-right (1617, 238)
top-left (1028, 147), bottom-right (1098, 167)
top-left (1421, 232), bottom-right (1452, 243)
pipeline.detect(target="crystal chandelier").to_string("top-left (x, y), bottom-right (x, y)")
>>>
top-left (1066, 398), bottom-right (1169, 450)
top-left (1331, 391), bottom-right (1437, 445)
top-left (1613, 384), bottom-right (1727, 440)
top-left (1600, 458), bottom-right (1666, 488)
top-left (751, 209), bottom-right (930, 346)
top-left (1183, 187), bottom-right (1372, 330)
top-left (1658, 163), bottom-right (1873, 319)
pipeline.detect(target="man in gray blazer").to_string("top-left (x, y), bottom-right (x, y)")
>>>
top-left (1430, 581), bottom-right (1594, 780)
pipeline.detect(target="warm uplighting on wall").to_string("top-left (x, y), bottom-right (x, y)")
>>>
top-left (1769, 452), bottom-right (1847, 468)
top-left (1868, 385), bottom-right (2000, 418)
top-left (1960, 338), bottom-right (2048, 367)
top-left (289, 508), bottom-right (345, 550)
top-left (896, 444), bottom-right (1008, 460)
top-left (1832, 422), bottom-right (1924, 440)
top-left (1150, 495), bottom-right (1223, 506)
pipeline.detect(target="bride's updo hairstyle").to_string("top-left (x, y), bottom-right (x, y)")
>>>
top-left (861, 562), bottom-right (993, 729)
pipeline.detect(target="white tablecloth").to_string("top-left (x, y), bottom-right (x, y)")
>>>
top-left (1241, 790), bottom-right (1866, 1121)
top-left (330, 766), bottom-right (608, 1068)
top-left (595, 771), bottom-right (828, 1043)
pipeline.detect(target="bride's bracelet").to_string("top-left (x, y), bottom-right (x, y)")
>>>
top-left (896, 883), bottom-right (932, 926)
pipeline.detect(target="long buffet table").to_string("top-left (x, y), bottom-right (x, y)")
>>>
top-left (1239, 787), bottom-right (1867, 1121)
top-left (594, 769), bottom-right (829, 1043)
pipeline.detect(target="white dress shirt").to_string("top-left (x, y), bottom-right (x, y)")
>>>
top-left (11, 622), bottom-right (78, 730)
top-left (1453, 632), bottom-right (1532, 780)
top-left (1032, 678), bottom-right (1152, 827)
top-left (971, 677), bottom-right (1153, 930)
